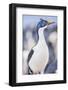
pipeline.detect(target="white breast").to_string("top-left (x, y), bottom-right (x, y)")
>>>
top-left (29, 33), bottom-right (49, 74)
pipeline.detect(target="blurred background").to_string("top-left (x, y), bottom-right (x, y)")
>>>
top-left (22, 15), bottom-right (57, 74)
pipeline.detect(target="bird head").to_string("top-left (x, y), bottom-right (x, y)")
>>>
top-left (37, 18), bottom-right (55, 30)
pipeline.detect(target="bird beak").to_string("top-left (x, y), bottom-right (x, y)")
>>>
top-left (48, 20), bottom-right (55, 25)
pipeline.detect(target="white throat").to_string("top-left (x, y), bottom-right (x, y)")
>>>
top-left (38, 26), bottom-right (47, 41)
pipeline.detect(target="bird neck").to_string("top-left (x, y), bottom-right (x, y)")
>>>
top-left (38, 29), bottom-right (46, 44)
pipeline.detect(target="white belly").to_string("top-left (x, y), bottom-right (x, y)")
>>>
top-left (29, 42), bottom-right (49, 73)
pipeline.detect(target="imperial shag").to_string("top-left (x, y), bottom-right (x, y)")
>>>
top-left (27, 18), bottom-right (55, 74)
